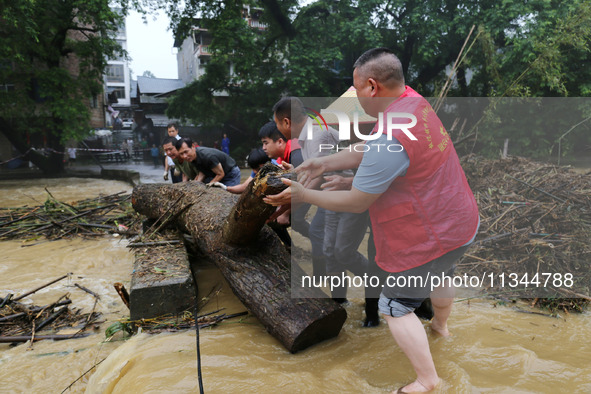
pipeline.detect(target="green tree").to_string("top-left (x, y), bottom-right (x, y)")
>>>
top-left (461, 0), bottom-right (591, 156)
top-left (165, 0), bottom-right (591, 156)
top-left (166, 0), bottom-right (380, 141)
top-left (0, 0), bottom-right (129, 174)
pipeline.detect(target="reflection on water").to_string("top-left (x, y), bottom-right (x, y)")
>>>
top-left (1, 179), bottom-right (590, 393)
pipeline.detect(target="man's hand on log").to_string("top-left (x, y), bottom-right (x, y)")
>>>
top-left (163, 171), bottom-right (169, 181)
top-left (263, 180), bottom-right (291, 206)
top-left (207, 181), bottom-right (227, 190)
top-left (264, 178), bottom-right (306, 207)
top-left (279, 162), bottom-right (294, 171)
top-left (295, 158), bottom-right (326, 188)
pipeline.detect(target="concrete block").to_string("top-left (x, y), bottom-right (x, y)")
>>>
top-left (129, 238), bottom-right (196, 321)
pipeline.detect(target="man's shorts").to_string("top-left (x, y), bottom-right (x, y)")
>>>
top-left (378, 245), bottom-right (469, 318)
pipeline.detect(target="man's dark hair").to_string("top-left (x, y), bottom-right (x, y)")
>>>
top-left (353, 47), bottom-right (405, 87)
top-left (272, 97), bottom-right (307, 124)
top-left (161, 136), bottom-right (176, 147)
top-left (175, 137), bottom-right (193, 151)
top-left (258, 121), bottom-right (286, 142)
top-left (167, 122), bottom-right (179, 130)
top-left (246, 148), bottom-right (270, 169)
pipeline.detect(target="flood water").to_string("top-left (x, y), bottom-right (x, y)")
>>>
top-left (1, 178), bottom-right (590, 393)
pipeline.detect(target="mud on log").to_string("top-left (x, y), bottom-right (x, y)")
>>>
top-left (131, 167), bottom-right (346, 353)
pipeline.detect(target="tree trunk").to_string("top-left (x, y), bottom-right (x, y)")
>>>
top-left (131, 171), bottom-right (346, 353)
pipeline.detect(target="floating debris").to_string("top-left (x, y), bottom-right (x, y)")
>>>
top-left (0, 275), bottom-right (103, 344)
top-left (0, 190), bottom-right (140, 242)
top-left (460, 155), bottom-right (591, 312)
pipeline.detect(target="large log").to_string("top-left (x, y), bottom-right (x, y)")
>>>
top-left (131, 169), bottom-right (346, 353)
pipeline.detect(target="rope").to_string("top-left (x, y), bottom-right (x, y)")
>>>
top-left (195, 295), bottom-right (205, 393)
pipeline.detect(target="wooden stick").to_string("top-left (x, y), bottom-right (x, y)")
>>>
top-left (45, 187), bottom-right (79, 214)
top-left (114, 282), bottom-right (130, 309)
top-left (76, 223), bottom-right (113, 229)
top-left (0, 293), bottom-right (13, 308)
top-left (0, 334), bottom-right (90, 343)
top-left (0, 299), bottom-right (72, 322)
top-left (74, 283), bottom-right (101, 300)
top-left (505, 174), bottom-right (566, 203)
top-left (12, 274), bottom-right (71, 302)
top-left (60, 357), bottom-right (106, 394)
top-left (31, 299), bottom-right (72, 312)
top-left (35, 306), bottom-right (68, 331)
top-left (146, 203), bottom-right (193, 240)
top-left (434, 24), bottom-right (476, 112)
top-left (557, 287), bottom-right (591, 301)
top-left (36, 204), bottom-right (117, 231)
top-left (128, 240), bottom-right (181, 248)
top-left (142, 194), bottom-right (186, 240)
top-left (0, 312), bottom-right (25, 322)
top-left (0, 207), bottom-right (40, 227)
top-left (488, 204), bottom-right (517, 230)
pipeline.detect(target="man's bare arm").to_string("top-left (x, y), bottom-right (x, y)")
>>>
top-left (208, 163), bottom-right (225, 185)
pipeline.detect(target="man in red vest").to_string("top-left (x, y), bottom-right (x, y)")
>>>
top-left (265, 48), bottom-right (479, 392)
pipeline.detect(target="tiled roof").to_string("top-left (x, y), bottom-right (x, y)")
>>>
top-left (137, 76), bottom-right (185, 95)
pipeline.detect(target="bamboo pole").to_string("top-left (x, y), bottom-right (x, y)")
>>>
top-left (12, 274), bottom-right (71, 302)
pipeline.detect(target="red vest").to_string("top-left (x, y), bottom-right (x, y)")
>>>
top-left (276, 139), bottom-right (301, 165)
top-left (369, 86), bottom-right (479, 272)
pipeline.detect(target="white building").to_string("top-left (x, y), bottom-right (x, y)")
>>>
top-left (104, 13), bottom-right (132, 127)
top-left (174, 5), bottom-right (267, 86)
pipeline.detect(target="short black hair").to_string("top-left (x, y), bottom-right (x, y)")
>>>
top-left (161, 136), bottom-right (176, 147)
top-left (272, 97), bottom-right (307, 124)
top-left (246, 147), bottom-right (270, 169)
top-left (353, 47), bottom-right (404, 87)
top-left (258, 121), bottom-right (286, 142)
top-left (167, 122), bottom-right (179, 130)
top-left (175, 137), bottom-right (193, 151)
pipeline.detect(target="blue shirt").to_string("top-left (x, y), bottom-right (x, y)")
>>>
top-left (352, 135), bottom-right (410, 195)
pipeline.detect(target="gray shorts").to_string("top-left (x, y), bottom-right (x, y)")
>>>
top-left (378, 294), bottom-right (417, 317)
top-left (378, 245), bottom-right (469, 318)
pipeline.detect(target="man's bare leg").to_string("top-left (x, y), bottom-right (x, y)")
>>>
top-left (384, 313), bottom-right (439, 393)
top-left (430, 285), bottom-right (454, 337)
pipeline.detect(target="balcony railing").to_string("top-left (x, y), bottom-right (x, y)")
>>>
top-left (247, 19), bottom-right (267, 30)
top-left (197, 44), bottom-right (211, 56)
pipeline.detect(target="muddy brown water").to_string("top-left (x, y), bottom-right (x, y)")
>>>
top-left (1, 178), bottom-right (590, 393)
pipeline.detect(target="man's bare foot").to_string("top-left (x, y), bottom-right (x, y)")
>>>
top-left (393, 378), bottom-right (438, 393)
top-left (430, 319), bottom-right (452, 337)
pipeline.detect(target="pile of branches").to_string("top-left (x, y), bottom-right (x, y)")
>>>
top-left (0, 190), bottom-right (140, 242)
top-left (460, 155), bottom-right (591, 312)
top-left (0, 275), bottom-right (102, 344)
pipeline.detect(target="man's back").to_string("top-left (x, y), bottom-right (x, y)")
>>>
top-left (194, 147), bottom-right (236, 176)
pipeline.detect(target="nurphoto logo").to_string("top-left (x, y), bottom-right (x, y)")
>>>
top-left (306, 109), bottom-right (418, 152)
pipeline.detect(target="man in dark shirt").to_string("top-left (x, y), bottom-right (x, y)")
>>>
top-left (175, 137), bottom-right (241, 187)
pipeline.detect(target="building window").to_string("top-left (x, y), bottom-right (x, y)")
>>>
top-left (112, 40), bottom-right (126, 61)
top-left (107, 86), bottom-right (126, 100)
top-left (106, 64), bottom-right (125, 83)
top-left (90, 95), bottom-right (98, 108)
